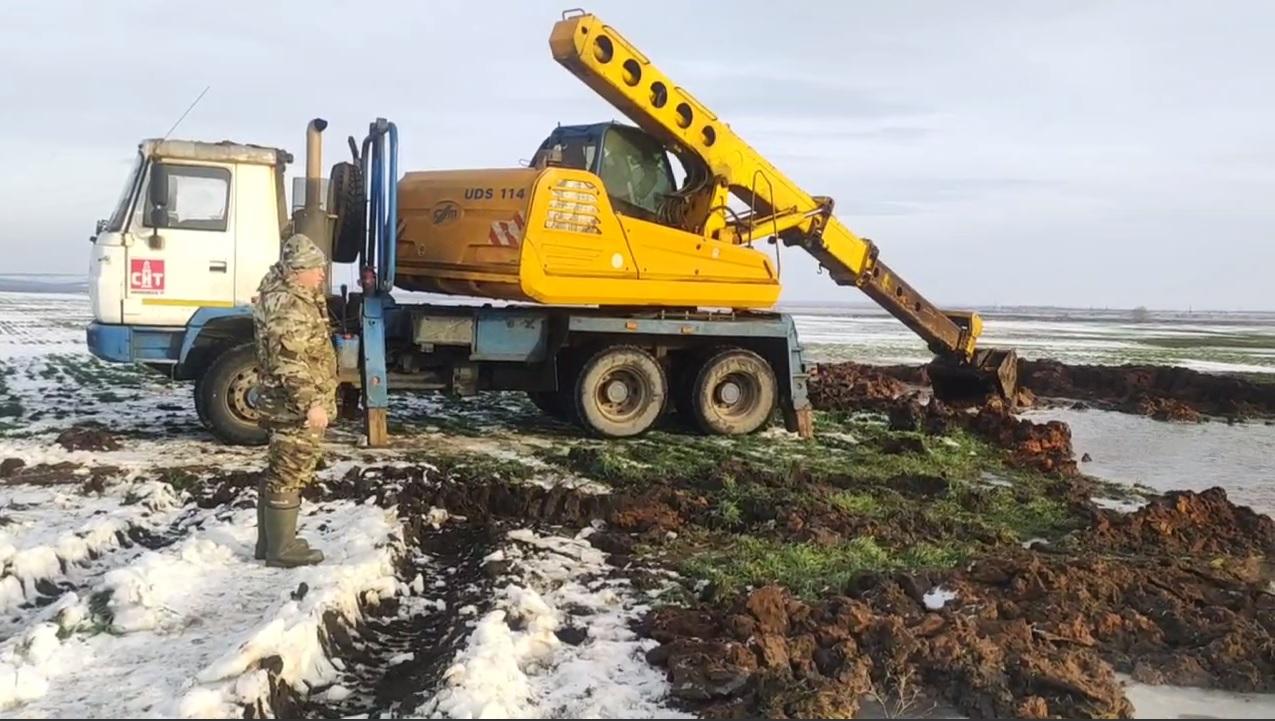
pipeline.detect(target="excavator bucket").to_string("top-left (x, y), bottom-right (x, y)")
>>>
top-left (927, 348), bottom-right (1019, 406)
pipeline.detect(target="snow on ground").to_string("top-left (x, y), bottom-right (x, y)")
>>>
top-left (0, 481), bottom-right (181, 625)
top-left (0, 485), bottom-right (400, 717)
top-left (921, 586), bottom-right (957, 611)
top-left (421, 527), bottom-right (690, 719)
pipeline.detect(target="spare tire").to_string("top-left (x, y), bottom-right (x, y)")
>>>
top-left (328, 161), bottom-right (366, 263)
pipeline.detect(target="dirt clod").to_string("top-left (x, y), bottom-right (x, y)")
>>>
top-left (0, 457), bottom-right (25, 479)
top-left (809, 362), bottom-right (911, 413)
top-left (968, 400), bottom-right (1077, 476)
top-left (55, 424), bottom-right (121, 452)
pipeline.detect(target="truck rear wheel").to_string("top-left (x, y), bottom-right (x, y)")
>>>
top-left (197, 343), bottom-right (268, 446)
top-left (691, 348), bottom-right (776, 435)
top-left (572, 346), bottom-right (666, 438)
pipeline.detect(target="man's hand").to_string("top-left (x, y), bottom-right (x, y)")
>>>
top-left (306, 404), bottom-right (330, 431)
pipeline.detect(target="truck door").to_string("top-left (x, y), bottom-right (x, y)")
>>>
top-left (123, 162), bottom-right (237, 326)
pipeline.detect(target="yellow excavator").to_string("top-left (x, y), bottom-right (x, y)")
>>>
top-left (380, 10), bottom-right (1017, 404)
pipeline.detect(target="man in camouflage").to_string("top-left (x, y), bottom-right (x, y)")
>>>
top-left (252, 233), bottom-right (337, 567)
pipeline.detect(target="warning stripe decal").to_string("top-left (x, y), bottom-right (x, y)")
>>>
top-left (488, 212), bottom-right (526, 247)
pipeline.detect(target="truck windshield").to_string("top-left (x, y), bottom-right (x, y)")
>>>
top-left (105, 153), bottom-right (145, 233)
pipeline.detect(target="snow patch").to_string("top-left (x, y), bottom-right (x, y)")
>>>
top-left (1093, 496), bottom-right (1146, 513)
top-left (0, 499), bottom-right (402, 718)
top-left (419, 529), bottom-right (688, 719)
top-left (0, 482), bottom-right (182, 613)
top-left (923, 586), bottom-right (958, 610)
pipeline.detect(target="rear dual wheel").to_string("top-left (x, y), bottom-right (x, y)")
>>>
top-left (527, 345), bottom-right (777, 438)
top-left (686, 348), bottom-right (777, 436)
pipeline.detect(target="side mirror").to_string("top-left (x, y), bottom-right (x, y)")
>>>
top-left (146, 163), bottom-right (170, 229)
top-left (148, 163), bottom-right (169, 208)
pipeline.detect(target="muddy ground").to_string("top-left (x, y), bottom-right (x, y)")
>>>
top-left (603, 360), bottom-right (1275, 718)
top-left (278, 354), bottom-right (1275, 719)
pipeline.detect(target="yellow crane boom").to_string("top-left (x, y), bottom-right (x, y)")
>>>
top-left (549, 12), bottom-right (1016, 396)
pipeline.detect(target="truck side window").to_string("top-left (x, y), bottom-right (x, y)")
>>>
top-left (158, 165), bottom-right (232, 232)
top-left (165, 164), bottom-right (230, 230)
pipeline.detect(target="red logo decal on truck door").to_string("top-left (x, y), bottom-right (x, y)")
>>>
top-left (129, 259), bottom-right (165, 293)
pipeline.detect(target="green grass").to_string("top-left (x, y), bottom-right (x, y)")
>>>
top-left (828, 491), bottom-right (887, 517)
top-left (539, 411), bottom-right (999, 491)
top-left (679, 534), bottom-right (971, 600)
top-left (1140, 333), bottom-right (1275, 351)
top-left (925, 480), bottom-right (1079, 541)
top-left (0, 361), bottom-right (23, 422)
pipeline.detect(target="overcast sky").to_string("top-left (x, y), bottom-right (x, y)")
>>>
top-left (2, 1), bottom-right (1272, 310)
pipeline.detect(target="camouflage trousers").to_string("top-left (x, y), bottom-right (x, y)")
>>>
top-left (265, 424), bottom-right (324, 494)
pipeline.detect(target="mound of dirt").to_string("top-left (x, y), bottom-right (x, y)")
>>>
top-left (640, 485), bottom-right (1275, 718)
top-left (1019, 359), bottom-right (1275, 419)
top-left (1133, 396), bottom-right (1202, 423)
top-left (1086, 487), bottom-right (1275, 556)
top-left (812, 358), bottom-right (1275, 422)
top-left (808, 367), bottom-right (1080, 476)
top-left (946, 550), bottom-right (1275, 694)
top-left (55, 424), bottom-right (121, 452)
top-left (967, 399), bottom-right (1077, 476)
top-left (808, 363), bottom-right (910, 412)
top-left (315, 464), bottom-right (618, 529)
top-left (643, 583), bottom-right (1133, 719)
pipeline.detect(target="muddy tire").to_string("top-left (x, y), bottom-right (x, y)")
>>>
top-left (193, 381), bottom-right (211, 428)
top-left (691, 348), bottom-right (776, 435)
top-left (197, 343), bottom-right (268, 446)
top-left (572, 346), bottom-right (666, 438)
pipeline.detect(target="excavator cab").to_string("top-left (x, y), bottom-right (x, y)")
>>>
top-left (533, 122), bottom-right (681, 225)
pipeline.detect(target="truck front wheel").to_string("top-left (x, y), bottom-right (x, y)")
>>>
top-left (196, 343), bottom-right (268, 446)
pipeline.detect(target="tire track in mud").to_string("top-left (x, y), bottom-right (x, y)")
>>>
top-left (273, 463), bottom-right (686, 719)
top-left (289, 521), bottom-right (501, 718)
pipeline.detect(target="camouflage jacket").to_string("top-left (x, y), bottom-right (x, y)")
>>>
top-left (252, 265), bottom-right (338, 423)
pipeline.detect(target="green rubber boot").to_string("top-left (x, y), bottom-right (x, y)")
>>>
top-left (263, 489), bottom-right (324, 568)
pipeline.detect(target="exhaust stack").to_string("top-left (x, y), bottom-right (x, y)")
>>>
top-left (293, 117), bottom-right (333, 262)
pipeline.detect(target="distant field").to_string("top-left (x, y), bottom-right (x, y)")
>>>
top-left (793, 306), bottom-right (1275, 375)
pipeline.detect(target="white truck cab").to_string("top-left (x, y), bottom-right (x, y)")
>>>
top-left (89, 139), bottom-right (291, 327)
top-left (87, 139), bottom-right (296, 445)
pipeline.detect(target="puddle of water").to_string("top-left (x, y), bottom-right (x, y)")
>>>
top-left (1022, 407), bottom-right (1275, 514)
top-left (1125, 679), bottom-right (1275, 719)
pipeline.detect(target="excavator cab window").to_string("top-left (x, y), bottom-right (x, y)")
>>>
top-left (532, 126), bottom-right (598, 171)
top-left (597, 125), bottom-right (676, 222)
top-left (535, 123), bottom-right (679, 225)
